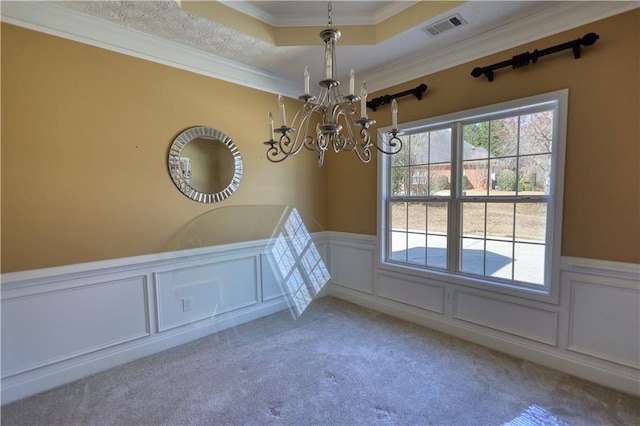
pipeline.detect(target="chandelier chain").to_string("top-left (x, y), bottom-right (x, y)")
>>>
top-left (327, 1), bottom-right (332, 27)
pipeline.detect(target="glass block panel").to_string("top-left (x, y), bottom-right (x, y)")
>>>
top-left (490, 157), bottom-right (518, 196)
top-left (390, 231), bottom-right (407, 262)
top-left (486, 202), bottom-right (514, 240)
top-left (391, 166), bottom-right (409, 196)
top-left (430, 128), bottom-right (452, 164)
top-left (486, 240), bottom-right (514, 280)
top-left (515, 203), bottom-right (547, 243)
top-left (517, 154), bottom-right (551, 195)
top-left (462, 202), bottom-right (485, 238)
top-left (460, 237), bottom-right (485, 275)
top-left (427, 202), bottom-right (448, 234)
top-left (407, 202), bottom-right (426, 233)
top-left (426, 234), bottom-right (447, 269)
top-left (514, 242), bottom-right (545, 285)
top-left (519, 110), bottom-right (553, 155)
top-left (490, 116), bottom-right (518, 157)
top-left (391, 201), bottom-right (407, 231)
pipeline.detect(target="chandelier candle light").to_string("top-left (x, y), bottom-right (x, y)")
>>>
top-left (264, 1), bottom-right (402, 166)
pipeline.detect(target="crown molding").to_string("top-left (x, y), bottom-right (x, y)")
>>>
top-left (0, 1), bottom-right (299, 97)
top-left (373, 1), bottom-right (419, 25)
top-left (363, 1), bottom-right (640, 92)
top-left (2, 1), bottom-right (637, 96)
top-left (220, 0), bottom-right (419, 27)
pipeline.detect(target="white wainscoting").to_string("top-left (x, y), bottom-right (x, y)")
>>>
top-left (1, 236), bottom-right (328, 405)
top-left (327, 232), bottom-right (640, 396)
top-left (2, 232), bottom-right (638, 404)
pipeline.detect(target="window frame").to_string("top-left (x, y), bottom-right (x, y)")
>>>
top-left (377, 90), bottom-right (568, 303)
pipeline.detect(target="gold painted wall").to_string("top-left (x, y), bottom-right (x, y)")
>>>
top-left (326, 9), bottom-right (640, 264)
top-left (1, 24), bottom-right (326, 273)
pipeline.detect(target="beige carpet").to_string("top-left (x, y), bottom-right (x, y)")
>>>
top-left (2, 297), bottom-right (639, 425)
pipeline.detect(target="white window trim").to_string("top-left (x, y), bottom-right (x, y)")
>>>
top-left (377, 89), bottom-right (568, 304)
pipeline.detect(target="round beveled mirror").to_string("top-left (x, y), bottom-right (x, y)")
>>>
top-left (168, 126), bottom-right (243, 203)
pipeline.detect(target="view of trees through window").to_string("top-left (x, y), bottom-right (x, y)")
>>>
top-left (388, 106), bottom-right (556, 286)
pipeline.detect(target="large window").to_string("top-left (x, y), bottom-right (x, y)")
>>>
top-left (379, 90), bottom-right (567, 296)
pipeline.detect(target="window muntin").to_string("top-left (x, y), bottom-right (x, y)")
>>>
top-left (380, 92), bottom-right (566, 294)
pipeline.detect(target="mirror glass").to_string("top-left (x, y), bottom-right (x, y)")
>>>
top-left (168, 127), bottom-right (243, 203)
top-left (181, 137), bottom-right (235, 194)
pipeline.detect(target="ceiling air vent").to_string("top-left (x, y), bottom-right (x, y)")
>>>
top-left (422, 14), bottom-right (466, 36)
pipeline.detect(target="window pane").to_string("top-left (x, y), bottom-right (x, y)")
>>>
top-left (462, 202), bottom-right (485, 238)
top-left (520, 111), bottom-right (553, 155)
top-left (410, 134), bottom-right (429, 165)
top-left (391, 202), bottom-right (407, 231)
top-left (390, 231), bottom-right (407, 262)
top-left (430, 128), bottom-right (452, 164)
top-left (462, 121), bottom-right (490, 159)
top-left (486, 240), bottom-right (513, 280)
top-left (462, 159), bottom-right (489, 194)
top-left (515, 203), bottom-right (547, 243)
top-left (426, 235), bottom-right (447, 269)
top-left (429, 167), bottom-right (450, 195)
top-left (409, 166), bottom-right (428, 196)
top-left (490, 157), bottom-right (518, 196)
top-left (391, 166), bottom-right (409, 196)
top-left (490, 117), bottom-right (518, 157)
top-left (392, 142), bottom-right (410, 167)
top-left (461, 237), bottom-right (484, 275)
top-left (427, 202), bottom-right (448, 234)
top-left (408, 202), bottom-right (426, 233)
top-left (518, 154), bottom-right (551, 195)
top-left (407, 233), bottom-right (427, 265)
top-left (487, 202), bottom-right (514, 240)
top-left (514, 242), bottom-right (545, 285)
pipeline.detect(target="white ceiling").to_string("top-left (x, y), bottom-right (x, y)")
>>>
top-left (2, 1), bottom-right (637, 97)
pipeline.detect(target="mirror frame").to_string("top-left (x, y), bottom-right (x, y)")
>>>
top-left (168, 126), bottom-right (243, 203)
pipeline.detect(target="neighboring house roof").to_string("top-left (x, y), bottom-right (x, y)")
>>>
top-left (410, 131), bottom-right (488, 164)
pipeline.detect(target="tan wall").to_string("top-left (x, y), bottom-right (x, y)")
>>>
top-left (326, 9), bottom-right (640, 264)
top-left (2, 10), bottom-right (639, 272)
top-left (1, 24), bottom-right (326, 273)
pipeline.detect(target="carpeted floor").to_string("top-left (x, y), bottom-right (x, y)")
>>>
top-left (2, 297), bottom-right (639, 425)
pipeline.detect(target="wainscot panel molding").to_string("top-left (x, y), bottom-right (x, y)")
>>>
top-left (1, 234), bottom-right (329, 405)
top-left (328, 232), bottom-right (375, 295)
top-left (326, 233), bottom-right (640, 396)
top-left (2, 234), bottom-right (637, 404)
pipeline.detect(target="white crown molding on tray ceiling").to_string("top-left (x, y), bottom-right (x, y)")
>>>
top-left (1, 1), bottom-right (638, 97)
top-left (218, 0), bottom-right (419, 27)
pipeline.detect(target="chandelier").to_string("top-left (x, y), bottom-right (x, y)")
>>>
top-left (264, 1), bottom-right (402, 166)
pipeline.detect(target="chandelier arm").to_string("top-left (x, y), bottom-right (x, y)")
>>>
top-left (371, 132), bottom-right (404, 155)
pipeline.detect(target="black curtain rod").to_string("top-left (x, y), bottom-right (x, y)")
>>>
top-left (471, 32), bottom-right (599, 82)
top-left (367, 84), bottom-right (427, 112)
